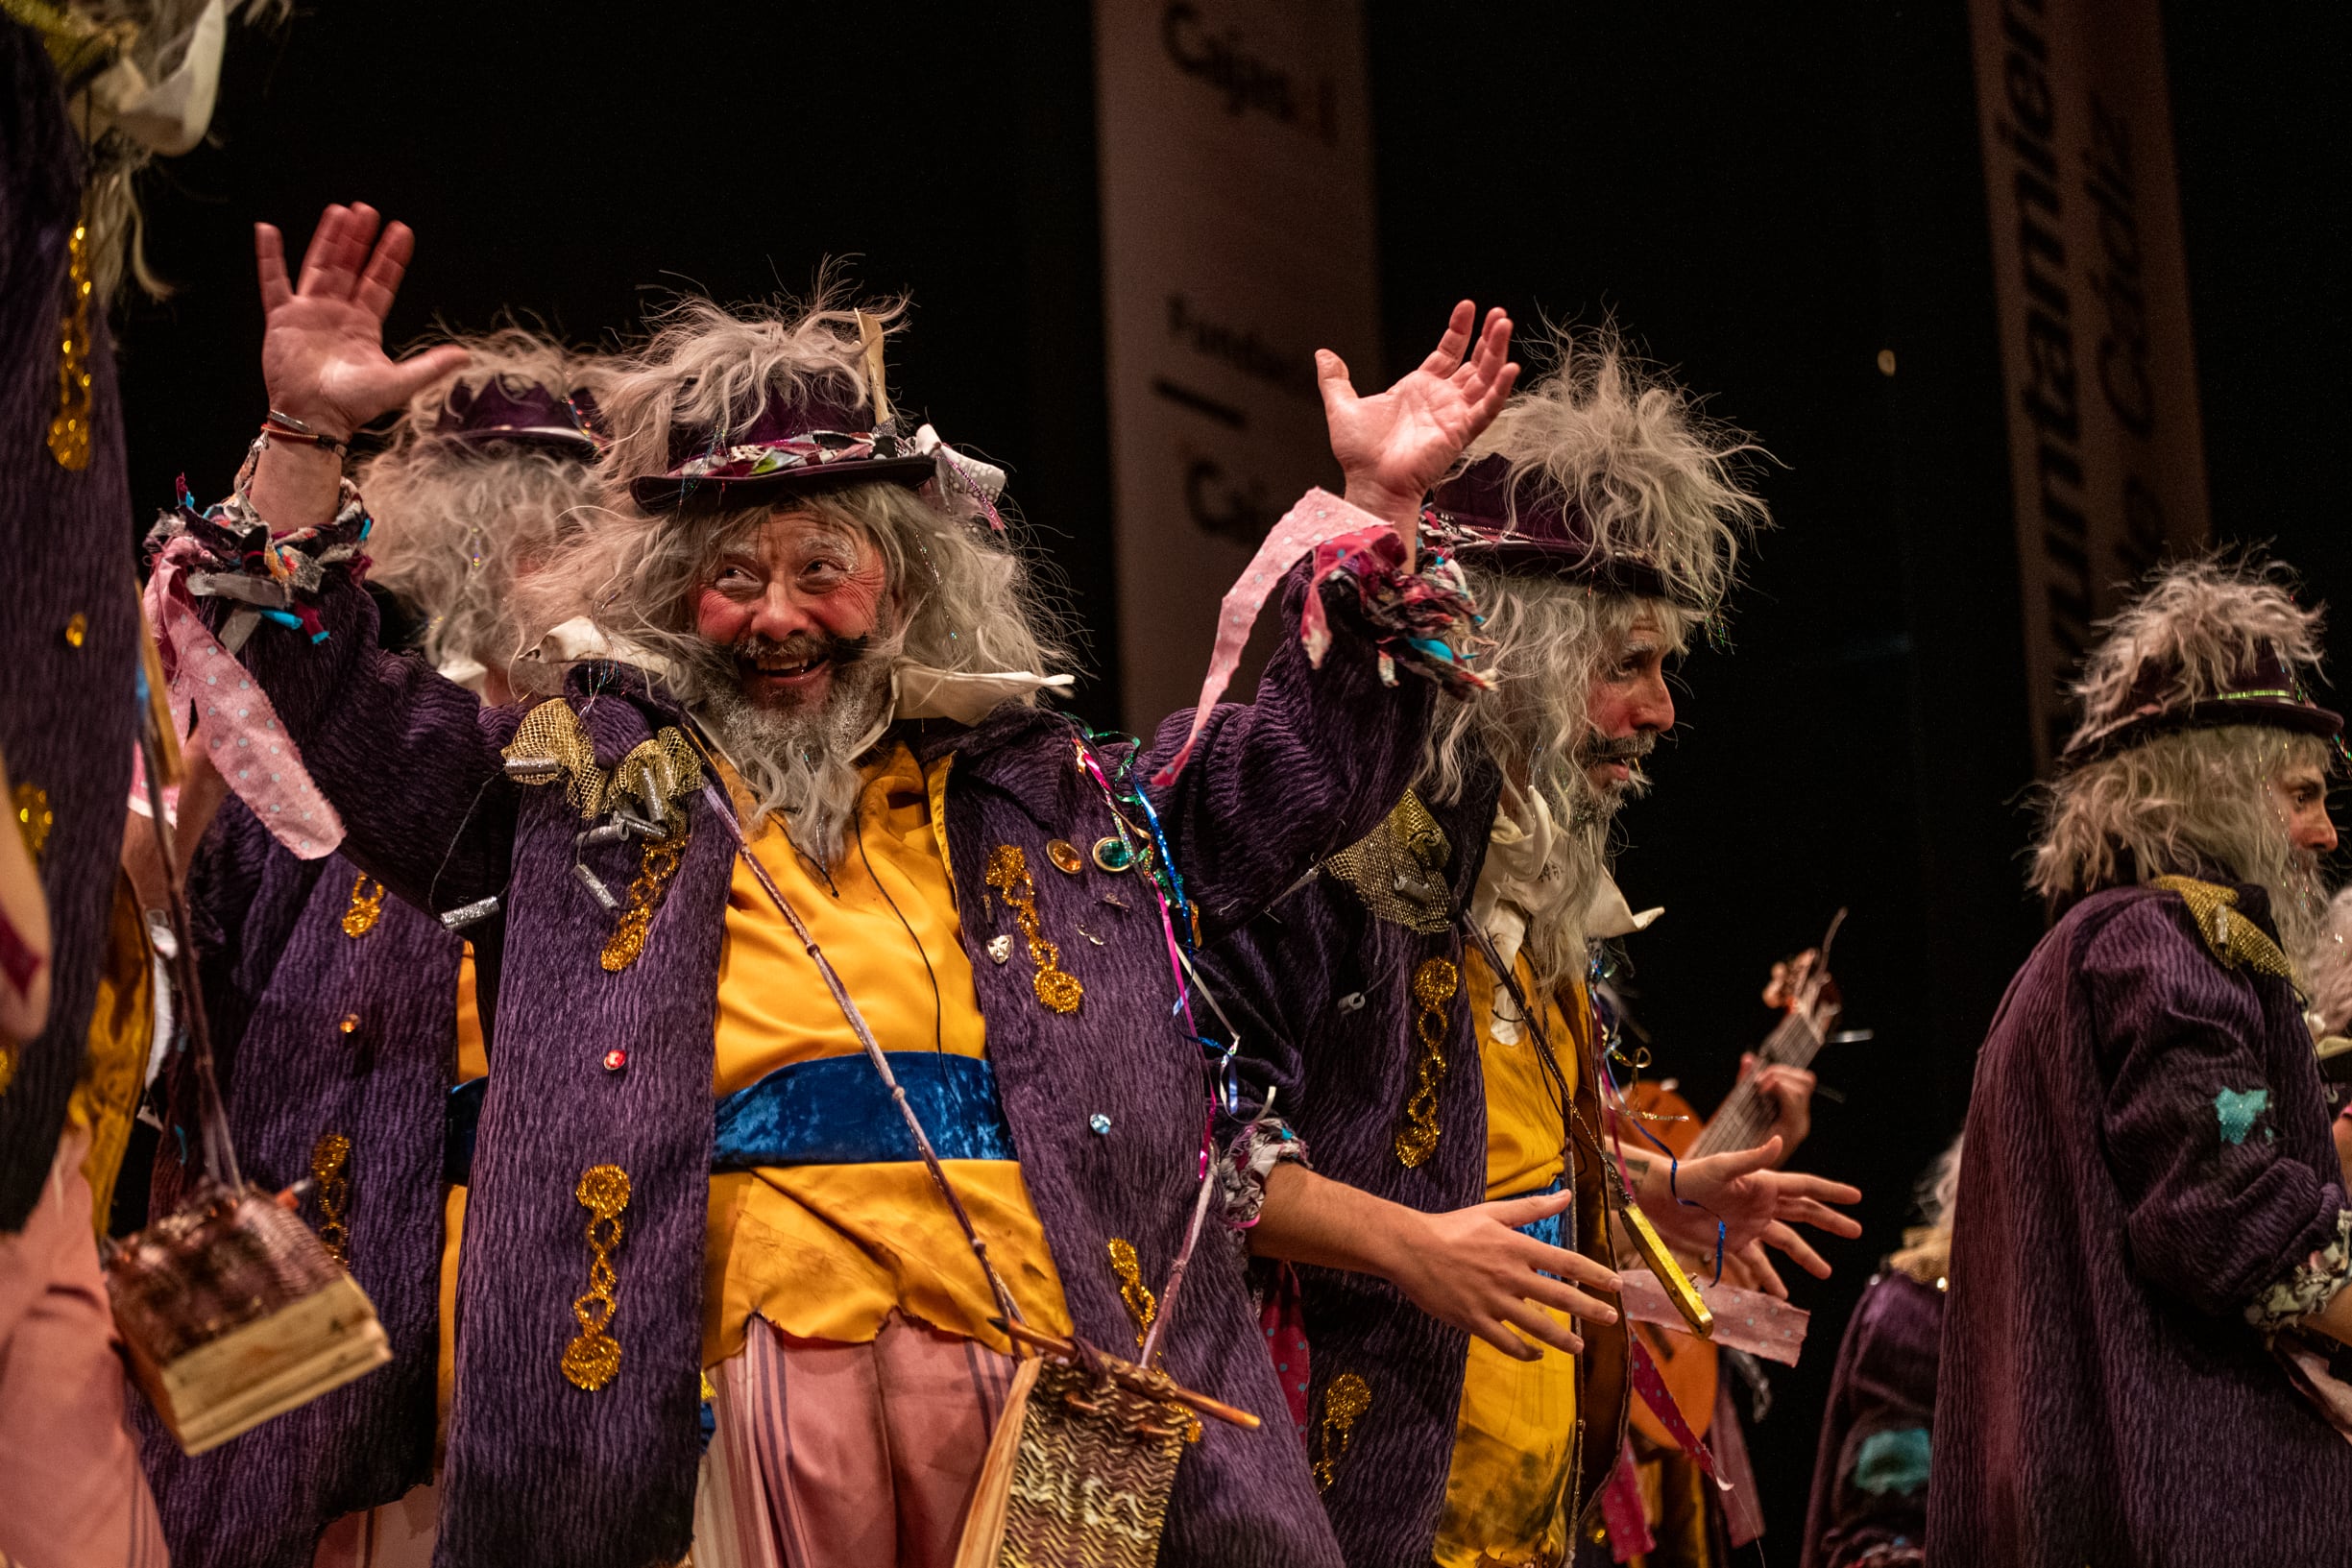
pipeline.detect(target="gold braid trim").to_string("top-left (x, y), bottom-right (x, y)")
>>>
top-left (341, 875), bottom-right (385, 938)
top-left (561, 1165), bottom-right (632, 1391)
top-left (1107, 1239), bottom-right (1158, 1348)
top-left (600, 821), bottom-right (690, 973)
top-left (2150, 876), bottom-right (2299, 987)
top-left (1394, 957), bottom-right (1459, 1167)
top-left (1311, 1372), bottom-right (1371, 1491)
top-left (309, 1132), bottom-right (352, 1266)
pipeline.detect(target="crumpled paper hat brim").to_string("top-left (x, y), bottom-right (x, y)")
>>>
top-left (630, 453), bottom-right (938, 514)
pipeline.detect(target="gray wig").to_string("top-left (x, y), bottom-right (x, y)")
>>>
top-left (357, 327), bottom-right (608, 694)
top-left (1423, 329), bottom-right (1765, 993)
top-left (529, 293), bottom-right (1069, 860)
top-left (2030, 559), bottom-right (2335, 955)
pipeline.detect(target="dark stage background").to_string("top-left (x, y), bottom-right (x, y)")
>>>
top-left (109, 1), bottom-right (2347, 1549)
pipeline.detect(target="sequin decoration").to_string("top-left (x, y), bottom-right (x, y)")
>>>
top-left (1107, 1238), bottom-right (1158, 1348)
top-left (310, 1132), bottom-right (352, 1265)
top-left (1312, 1372), bottom-right (1371, 1490)
top-left (1046, 838), bottom-right (1085, 875)
top-left (1091, 835), bottom-right (1137, 873)
top-left (341, 874), bottom-right (386, 938)
top-left (12, 783), bottom-right (51, 863)
top-left (46, 219), bottom-right (93, 470)
top-left (562, 1164), bottom-right (632, 1391)
top-left (2151, 876), bottom-right (2299, 985)
top-left (62, 612), bottom-right (85, 648)
top-left (1321, 790), bottom-right (1453, 934)
top-left (983, 845), bottom-right (1083, 1014)
top-left (600, 822), bottom-right (691, 974)
top-left (0, 1044), bottom-right (14, 1097)
top-left (1394, 957), bottom-right (1459, 1167)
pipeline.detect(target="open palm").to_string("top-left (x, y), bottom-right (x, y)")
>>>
top-left (1319, 301), bottom-right (1517, 530)
top-left (255, 203), bottom-right (469, 439)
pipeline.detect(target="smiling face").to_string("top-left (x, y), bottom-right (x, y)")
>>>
top-left (1579, 607), bottom-right (1678, 808)
top-left (693, 506), bottom-right (892, 712)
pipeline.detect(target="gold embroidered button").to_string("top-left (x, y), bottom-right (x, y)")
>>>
top-left (62, 613), bottom-right (86, 648)
top-left (339, 1014), bottom-right (359, 1034)
top-left (1046, 838), bottom-right (1085, 876)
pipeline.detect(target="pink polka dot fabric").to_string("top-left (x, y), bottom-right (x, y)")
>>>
top-left (1152, 489), bottom-right (1395, 788)
top-left (145, 538), bottom-right (345, 860)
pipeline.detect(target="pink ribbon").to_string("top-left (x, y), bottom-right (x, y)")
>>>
top-left (1151, 489), bottom-right (1396, 787)
top-left (1597, 1441), bottom-right (1657, 1561)
top-left (1625, 1332), bottom-right (1728, 1490)
top-left (144, 537), bottom-right (344, 860)
top-left (1612, 1268), bottom-right (1811, 1366)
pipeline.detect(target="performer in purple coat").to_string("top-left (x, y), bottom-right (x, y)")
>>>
top-left (1800, 1138), bottom-right (1957, 1568)
top-left (140, 335), bottom-right (609, 1568)
top-left (0, 5), bottom-right (274, 1560)
top-left (148, 200), bottom-right (1515, 1568)
top-left (1928, 559), bottom-right (2352, 1567)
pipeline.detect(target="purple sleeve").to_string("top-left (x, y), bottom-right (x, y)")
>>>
top-left (212, 574), bottom-right (521, 921)
top-left (2085, 898), bottom-right (2351, 1320)
top-left (1802, 1274), bottom-right (1939, 1568)
top-left (1137, 561), bottom-right (1442, 945)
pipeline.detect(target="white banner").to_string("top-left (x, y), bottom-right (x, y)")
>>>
top-left (1968, 0), bottom-right (2210, 766)
top-left (1094, 0), bottom-right (1381, 727)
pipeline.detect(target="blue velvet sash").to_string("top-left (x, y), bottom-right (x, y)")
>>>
top-left (443, 1053), bottom-right (1016, 1185)
top-left (712, 1051), bottom-right (1016, 1167)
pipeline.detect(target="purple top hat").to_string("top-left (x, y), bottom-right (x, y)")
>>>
top-left (628, 388), bottom-right (935, 515)
top-left (1423, 454), bottom-right (1678, 602)
top-left (433, 377), bottom-right (603, 452)
top-left (2061, 642), bottom-right (2345, 768)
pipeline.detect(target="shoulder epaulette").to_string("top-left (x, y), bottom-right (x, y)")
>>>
top-left (2149, 875), bottom-right (2300, 990)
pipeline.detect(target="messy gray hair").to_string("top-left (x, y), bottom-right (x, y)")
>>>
top-left (1459, 326), bottom-right (1767, 622)
top-left (2059, 554), bottom-right (2331, 757)
top-left (2032, 558), bottom-right (2335, 954)
top-left (530, 292), bottom-right (1069, 861)
top-left (1421, 328), bottom-right (1764, 993)
top-left (357, 327), bottom-right (607, 695)
top-left (2030, 725), bottom-right (2332, 954)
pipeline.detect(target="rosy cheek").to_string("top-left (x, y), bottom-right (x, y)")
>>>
top-left (694, 588), bottom-right (754, 645)
top-left (808, 565), bottom-right (889, 638)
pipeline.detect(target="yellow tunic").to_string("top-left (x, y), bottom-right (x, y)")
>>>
top-left (702, 742), bottom-right (1069, 1364)
top-left (1433, 949), bottom-right (1588, 1568)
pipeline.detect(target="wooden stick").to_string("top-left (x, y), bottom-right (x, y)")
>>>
top-left (997, 1320), bottom-right (1261, 1430)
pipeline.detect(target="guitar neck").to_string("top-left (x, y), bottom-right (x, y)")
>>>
top-left (1685, 1005), bottom-right (1829, 1160)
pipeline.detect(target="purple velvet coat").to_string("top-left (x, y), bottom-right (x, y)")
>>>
top-left (1928, 882), bottom-right (2352, 1567)
top-left (1799, 1267), bottom-right (1941, 1568)
top-left (138, 798), bottom-right (460, 1568)
top-left (0, 18), bottom-right (140, 1231)
top-left (219, 565), bottom-right (1428, 1568)
top-left (1199, 773), bottom-right (1632, 1566)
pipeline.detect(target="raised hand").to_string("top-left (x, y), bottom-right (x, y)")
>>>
top-left (255, 203), bottom-right (470, 440)
top-left (1319, 300), bottom-right (1518, 544)
top-left (1385, 1187), bottom-right (1623, 1362)
top-left (1638, 1136), bottom-right (1861, 1298)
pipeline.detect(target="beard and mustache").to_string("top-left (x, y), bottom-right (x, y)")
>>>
top-left (687, 629), bottom-right (895, 868)
top-left (1570, 729), bottom-right (1659, 826)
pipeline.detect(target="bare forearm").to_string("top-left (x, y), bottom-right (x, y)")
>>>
top-left (1250, 1164), bottom-right (1423, 1281)
top-left (247, 439), bottom-right (346, 532)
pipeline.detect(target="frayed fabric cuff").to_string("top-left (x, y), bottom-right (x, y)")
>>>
top-left (1216, 1115), bottom-right (1308, 1236)
top-left (2247, 1208), bottom-right (2352, 1335)
top-left (1302, 524), bottom-right (1492, 700)
top-left (145, 447), bottom-right (372, 619)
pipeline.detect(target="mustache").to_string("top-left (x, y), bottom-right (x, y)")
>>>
top-left (1577, 732), bottom-right (1658, 767)
top-left (730, 631), bottom-right (875, 670)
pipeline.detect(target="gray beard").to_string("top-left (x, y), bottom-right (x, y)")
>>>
top-left (695, 657), bottom-right (893, 869)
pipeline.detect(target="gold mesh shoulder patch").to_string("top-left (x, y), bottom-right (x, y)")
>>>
top-left (1321, 790), bottom-right (1454, 934)
top-left (2150, 876), bottom-right (2299, 988)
